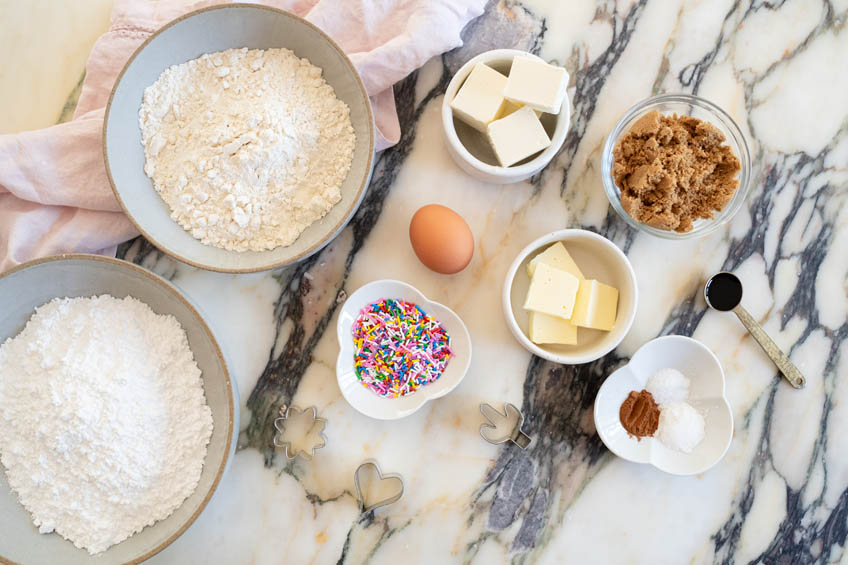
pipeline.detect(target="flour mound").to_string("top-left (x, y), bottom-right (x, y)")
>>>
top-left (0, 296), bottom-right (214, 554)
top-left (139, 47), bottom-right (356, 252)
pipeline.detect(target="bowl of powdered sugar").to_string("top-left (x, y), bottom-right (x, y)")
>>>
top-left (0, 255), bottom-right (236, 563)
top-left (105, 4), bottom-right (375, 272)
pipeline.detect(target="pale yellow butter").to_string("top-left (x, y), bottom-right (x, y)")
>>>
top-left (487, 106), bottom-right (551, 167)
top-left (528, 311), bottom-right (578, 345)
top-left (496, 100), bottom-right (542, 119)
top-left (527, 242), bottom-right (584, 279)
top-left (450, 63), bottom-right (509, 132)
top-left (522, 262), bottom-right (579, 320)
top-left (571, 279), bottom-right (619, 331)
top-left (503, 56), bottom-right (569, 114)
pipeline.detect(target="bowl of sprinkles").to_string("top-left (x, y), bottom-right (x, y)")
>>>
top-left (337, 280), bottom-right (472, 420)
top-left (352, 298), bottom-right (453, 397)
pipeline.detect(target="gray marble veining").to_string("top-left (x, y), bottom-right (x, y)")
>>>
top-left (110, 1), bottom-right (848, 563)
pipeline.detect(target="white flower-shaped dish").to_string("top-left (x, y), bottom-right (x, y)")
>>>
top-left (594, 335), bottom-right (733, 475)
top-left (336, 280), bottom-right (472, 420)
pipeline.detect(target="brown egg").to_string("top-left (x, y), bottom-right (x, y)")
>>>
top-left (409, 204), bottom-right (474, 274)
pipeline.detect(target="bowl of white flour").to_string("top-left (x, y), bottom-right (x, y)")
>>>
top-left (104, 5), bottom-right (375, 272)
top-left (0, 255), bottom-right (237, 564)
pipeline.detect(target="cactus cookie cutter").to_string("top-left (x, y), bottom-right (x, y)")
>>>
top-left (273, 404), bottom-right (328, 460)
top-left (479, 402), bottom-right (532, 449)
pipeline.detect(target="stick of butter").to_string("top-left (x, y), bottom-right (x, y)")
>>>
top-left (487, 106), bottom-right (551, 167)
top-left (571, 279), bottom-right (619, 331)
top-left (450, 63), bottom-right (509, 132)
top-left (528, 311), bottom-right (577, 345)
top-left (503, 56), bottom-right (569, 114)
top-left (522, 262), bottom-right (579, 320)
top-left (527, 242), bottom-right (584, 279)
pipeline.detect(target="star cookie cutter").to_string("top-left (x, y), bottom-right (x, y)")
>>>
top-left (479, 402), bottom-right (532, 449)
top-left (273, 404), bottom-right (327, 460)
top-left (354, 460), bottom-right (404, 513)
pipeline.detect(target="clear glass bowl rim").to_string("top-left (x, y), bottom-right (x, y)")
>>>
top-left (601, 93), bottom-right (752, 240)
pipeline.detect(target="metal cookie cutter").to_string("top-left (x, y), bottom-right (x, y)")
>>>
top-left (273, 404), bottom-right (327, 460)
top-left (354, 460), bottom-right (404, 513)
top-left (479, 403), bottom-right (532, 449)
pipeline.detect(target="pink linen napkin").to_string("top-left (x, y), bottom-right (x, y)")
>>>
top-left (0, 0), bottom-right (486, 272)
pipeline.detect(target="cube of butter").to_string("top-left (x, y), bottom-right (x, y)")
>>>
top-left (529, 311), bottom-right (578, 345)
top-left (503, 56), bottom-right (569, 114)
top-left (571, 279), bottom-right (619, 331)
top-left (450, 63), bottom-right (509, 132)
top-left (527, 242), bottom-right (584, 279)
top-left (496, 100), bottom-right (542, 119)
top-left (523, 262), bottom-right (580, 320)
top-left (487, 106), bottom-right (551, 167)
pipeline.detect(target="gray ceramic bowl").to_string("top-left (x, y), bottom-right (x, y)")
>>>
top-left (0, 255), bottom-right (237, 564)
top-left (104, 4), bottom-right (375, 273)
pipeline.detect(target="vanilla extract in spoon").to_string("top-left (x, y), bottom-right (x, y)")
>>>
top-left (704, 272), bottom-right (805, 389)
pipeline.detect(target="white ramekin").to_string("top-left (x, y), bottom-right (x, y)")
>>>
top-left (502, 229), bottom-right (638, 364)
top-left (441, 49), bottom-right (570, 184)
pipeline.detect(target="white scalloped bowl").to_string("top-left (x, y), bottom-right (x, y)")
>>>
top-left (336, 280), bottom-right (472, 420)
top-left (594, 335), bottom-right (733, 475)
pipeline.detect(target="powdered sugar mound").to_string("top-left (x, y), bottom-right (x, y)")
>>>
top-left (0, 295), bottom-right (213, 554)
top-left (139, 47), bottom-right (356, 252)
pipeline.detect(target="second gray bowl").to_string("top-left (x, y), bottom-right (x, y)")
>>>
top-left (0, 254), bottom-right (237, 564)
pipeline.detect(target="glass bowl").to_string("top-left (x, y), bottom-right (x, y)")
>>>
top-left (601, 94), bottom-right (751, 240)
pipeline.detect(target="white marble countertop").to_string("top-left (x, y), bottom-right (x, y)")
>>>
top-left (3, 1), bottom-right (848, 563)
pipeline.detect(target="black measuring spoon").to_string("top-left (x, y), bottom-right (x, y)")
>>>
top-left (704, 272), bottom-right (805, 389)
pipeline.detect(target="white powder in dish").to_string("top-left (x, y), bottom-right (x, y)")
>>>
top-left (0, 295), bottom-right (213, 554)
top-left (646, 367), bottom-right (690, 405)
top-left (657, 402), bottom-right (705, 453)
top-left (139, 47), bottom-right (356, 252)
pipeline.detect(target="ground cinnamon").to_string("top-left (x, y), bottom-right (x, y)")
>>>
top-left (619, 390), bottom-right (660, 439)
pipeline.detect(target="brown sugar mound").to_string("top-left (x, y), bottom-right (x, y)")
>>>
top-left (612, 110), bottom-right (741, 232)
top-left (619, 390), bottom-right (659, 439)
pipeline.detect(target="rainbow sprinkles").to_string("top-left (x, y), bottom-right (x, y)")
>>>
top-left (352, 298), bottom-right (453, 397)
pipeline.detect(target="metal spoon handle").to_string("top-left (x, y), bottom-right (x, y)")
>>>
top-left (732, 305), bottom-right (805, 389)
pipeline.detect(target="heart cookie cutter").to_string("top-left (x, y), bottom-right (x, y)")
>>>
top-left (479, 402), bottom-right (532, 449)
top-left (354, 460), bottom-right (404, 513)
top-left (273, 404), bottom-right (327, 460)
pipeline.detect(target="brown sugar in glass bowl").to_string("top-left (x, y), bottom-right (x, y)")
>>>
top-left (602, 94), bottom-right (751, 240)
top-left (613, 110), bottom-right (740, 232)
